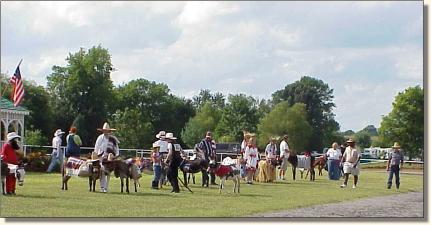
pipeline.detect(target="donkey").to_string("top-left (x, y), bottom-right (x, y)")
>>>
top-left (179, 147), bottom-right (209, 187)
top-left (62, 157), bottom-right (99, 191)
top-left (110, 158), bottom-right (142, 194)
top-left (1, 157), bottom-right (26, 195)
top-left (288, 153), bottom-right (316, 181)
top-left (214, 157), bottom-right (240, 194)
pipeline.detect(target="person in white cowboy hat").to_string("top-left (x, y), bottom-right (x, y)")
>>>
top-left (1, 132), bottom-right (21, 195)
top-left (154, 130), bottom-right (168, 185)
top-left (386, 142), bottom-right (404, 189)
top-left (47, 129), bottom-right (65, 173)
top-left (94, 122), bottom-right (120, 193)
top-left (340, 138), bottom-right (361, 189)
top-left (164, 133), bottom-right (181, 193)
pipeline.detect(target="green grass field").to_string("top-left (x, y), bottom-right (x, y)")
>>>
top-left (0, 169), bottom-right (423, 217)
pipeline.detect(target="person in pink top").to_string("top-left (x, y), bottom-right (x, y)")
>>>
top-left (245, 135), bottom-right (258, 184)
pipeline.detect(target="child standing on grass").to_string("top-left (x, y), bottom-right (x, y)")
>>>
top-left (151, 143), bottom-right (162, 189)
top-left (387, 142), bottom-right (404, 189)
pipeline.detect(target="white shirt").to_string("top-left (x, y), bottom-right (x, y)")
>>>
top-left (265, 143), bottom-right (277, 159)
top-left (155, 139), bottom-right (169, 153)
top-left (280, 140), bottom-right (290, 158)
top-left (52, 136), bottom-right (62, 157)
top-left (326, 148), bottom-right (341, 160)
top-left (94, 134), bottom-right (119, 157)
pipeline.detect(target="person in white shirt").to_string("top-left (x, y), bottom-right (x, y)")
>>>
top-left (340, 138), bottom-right (361, 189)
top-left (47, 129), bottom-right (65, 173)
top-left (279, 134), bottom-right (290, 180)
top-left (154, 131), bottom-right (168, 185)
top-left (94, 122), bottom-right (119, 193)
top-left (244, 135), bottom-right (258, 184)
top-left (265, 137), bottom-right (278, 182)
top-left (325, 142), bottom-right (342, 180)
top-left (239, 131), bottom-right (251, 179)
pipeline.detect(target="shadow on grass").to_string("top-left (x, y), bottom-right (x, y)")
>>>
top-left (7, 194), bottom-right (59, 199)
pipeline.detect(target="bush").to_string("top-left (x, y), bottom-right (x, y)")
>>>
top-left (26, 130), bottom-right (48, 146)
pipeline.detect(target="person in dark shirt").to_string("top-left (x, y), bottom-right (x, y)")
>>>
top-left (387, 142), bottom-right (404, 189)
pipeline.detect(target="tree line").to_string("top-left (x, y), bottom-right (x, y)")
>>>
top-left (0, 45), bottom-right (423, 159)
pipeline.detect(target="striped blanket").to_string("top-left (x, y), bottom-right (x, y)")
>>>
top-left (65, 157), bottom-right (92, 177)
top-left (297, 155), bottom-right (311, 170)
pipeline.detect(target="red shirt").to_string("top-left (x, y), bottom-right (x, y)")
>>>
top-left (0, 143), bottom-right (18, 164)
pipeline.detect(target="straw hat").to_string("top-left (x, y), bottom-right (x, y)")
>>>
top-left (165, 133), bottom-right (177, 140)
top-left (97, 122), bottom-right (116, 132)
top-left (91, 151), bottom-right (99, 160)
top-left (269, 137), bottom-right (277, 141)
top-left (392, 142), bottom-right (401, 149)
top-left (156, 131), bottom-right (166, 139)
top-left (54, 129), bottom-right (65, 137)
top-left (7, 132), bottom-right (21, 142)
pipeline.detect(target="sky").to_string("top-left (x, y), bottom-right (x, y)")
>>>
top-left (1, 1), bottom-right (423, 132)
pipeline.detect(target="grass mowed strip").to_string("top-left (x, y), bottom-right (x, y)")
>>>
top-left (0, 170), bottom-right (423, 217)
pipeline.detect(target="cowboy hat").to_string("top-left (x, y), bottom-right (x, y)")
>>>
top-left (156, 131), bottom-right (166, 139)
top-left (54, 129), bottom-right (65, 137)
top-left (165, 133), bottom-right (177, 140)
top-left (7, 132), bottom-right (21, 142)
top-left (346, 138), bottom-right (355, 143)
top-left (269, 137), bottom-right (277, 141)
top-left (97, 122), bottom-right (116, 132)
top-left (392, 142), bottom-right (401, 149)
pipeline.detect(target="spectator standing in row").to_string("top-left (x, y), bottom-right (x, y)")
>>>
top-left (245, 135), bottom-right (258, 184)
top-left (198, 131), bottom-right (218, 185)
top-left (279, 134), bottom-right (290, 180)
top-left (387, 142), bottom-right (404, 189)
top-left (326, 142), bottom-right (342, 180)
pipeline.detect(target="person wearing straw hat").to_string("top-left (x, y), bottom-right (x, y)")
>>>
top-left (340, 138), bottom-right (361, 189)
top-left (1, 132), bottom-right (21, 195)
top-left (386, 142), bottom-right (404, 189)
top-left (265, 137), bottom-right (278, 182)
top-left (47, 129), bottom-right (65, 173)
top-left (154, 131), bottom-right (168, 185)
top-left (94, 122), bottom-right (120, 193)
top-left (164, 133), bottom-right (181, 193)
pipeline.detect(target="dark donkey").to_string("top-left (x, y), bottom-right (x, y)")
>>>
top-left (287, 152), bottom-right (316, 181)
top-left (179, 147), bottom-right (209, 187)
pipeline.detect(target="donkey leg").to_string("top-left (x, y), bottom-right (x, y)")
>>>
top-left (192, 173), bottom-right (196, 184)
top-left (126, 178), bottom-right (129, 194)
top-left (89, 177), bottom-right (92, 192)
top-left (134, 180), bottom-right (138, 192)
top-left (292, 167), bottom-right (296, 180)
top-left (183, 172), bottom-right (188, 187)
top-left (120, 178), bottom-right (124, 193)
top-left (219, 177), bottom-right (225, 194)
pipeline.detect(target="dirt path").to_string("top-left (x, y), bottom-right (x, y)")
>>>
top-left (253, 191), bottom-right (424, 218)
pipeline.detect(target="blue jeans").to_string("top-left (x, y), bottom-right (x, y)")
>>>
top-left (47, 152), bottom-right (63, 173)
top-left (153, 165), bottom-right (161, 187)
top-left (328, 159), bottom-right (341, 180)
top-left (387, 165), bottom-right (400, 188)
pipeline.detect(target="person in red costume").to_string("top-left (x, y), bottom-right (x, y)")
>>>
top-left (1, 132), bottom-right (21, 195)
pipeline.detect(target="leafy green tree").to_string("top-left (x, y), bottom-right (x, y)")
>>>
top-left (360, 125), bottom-right (378, 136)
top-left (214, 94), bottom-right (260, 142)
top-left (257, 102), bottom-right (312, 153)
top-left (181, 102), bottom-right (222, 148)
top-left (25, 130), bottom-right (48, 147)
top-left (109, 108), bottom-right (153, 149)
top-left (114, 78), bottom-right (195, 146)
top-left (379, 86), bottom-right (424, 160)
top-left (353, 131), bottom-right (372, 149)
top-left (192, 89), bottom-right (225, 109)
top-left (341, 130), bottom-right (355, 136)
top-left (272, 76), bottom-right (339, 151)
top-left (47, 45), bottom-right (115, 146)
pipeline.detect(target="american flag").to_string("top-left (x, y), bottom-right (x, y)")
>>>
top-left (10, 61), bottom-right (24, 107)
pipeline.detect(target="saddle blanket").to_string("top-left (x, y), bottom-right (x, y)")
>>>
top-left (297, 155), bottom-right (311, 170)
top-left (65, 157), bottom-right (96, 177)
